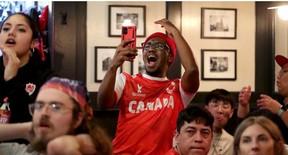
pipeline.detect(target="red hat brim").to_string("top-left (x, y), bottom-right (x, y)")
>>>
top-left (275, 55), bottom-right (288, 68)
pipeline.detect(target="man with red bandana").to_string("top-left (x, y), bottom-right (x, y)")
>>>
top-left (97, 18), bottom-right (199, 154)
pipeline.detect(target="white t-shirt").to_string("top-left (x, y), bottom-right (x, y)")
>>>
top-left (0, 143), bottom-right (38, 155)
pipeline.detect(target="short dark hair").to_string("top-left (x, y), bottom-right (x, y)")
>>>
top-left (176, 105), bottom-right (214, 132)
top-left (205, 88), bottom-right (234, 108)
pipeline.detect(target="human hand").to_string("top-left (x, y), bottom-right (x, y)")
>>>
top-left (257, 94), bottom-right (281, 114)
top-left (154, 18), bottom-right (179, 38)
top-left (238, 85), bottom-right (251, 107)
top-left (109, 40), bottom-right (138, 70)
top-left (46, 134), bottom-right (96, 155)
top-left (0, 47), bottom-right (20, 81)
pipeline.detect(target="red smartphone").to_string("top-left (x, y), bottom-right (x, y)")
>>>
top-left (121, 26), bottom-right (136, 48)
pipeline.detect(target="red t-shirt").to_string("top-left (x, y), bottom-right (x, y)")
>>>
top-left (165, 149), bottom-right (180, 155)
top-left (113, 73), bottom-right (195, 155)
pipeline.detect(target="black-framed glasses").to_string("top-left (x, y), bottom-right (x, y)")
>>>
top-left (28, 102), bottom-right (73, 116)
top-left (141, 42), bottom-right (170, 51)
top-left (208, 99), bottom-right (231, 110)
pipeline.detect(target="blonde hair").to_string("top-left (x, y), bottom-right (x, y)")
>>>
top-left (233, 116), bottom-right (286, 155)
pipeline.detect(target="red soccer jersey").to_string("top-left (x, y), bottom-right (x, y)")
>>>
top-left (113, 73), bottom-right (195, 155)
top-left (165, 149), bottom-right (180, 155)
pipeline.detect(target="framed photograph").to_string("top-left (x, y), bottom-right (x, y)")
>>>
top-left (201, 49), bottom-right (237, 80)
top-left (131, 47), bottom-right (144, 75)
top-left (95, 46), bottom-right (122, 82)
top-left (201, 8), bottom-right (237, 39)
top-left (109, 5), bottom-right (146, 37)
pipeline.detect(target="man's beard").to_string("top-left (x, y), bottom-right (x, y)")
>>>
top-left (30, 116), bottom-right (75, 153)
top-left (30, 134), bottom-right (49, 153)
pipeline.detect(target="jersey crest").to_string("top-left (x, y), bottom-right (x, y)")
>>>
top-left (25, 83), bottom-right (36, 96)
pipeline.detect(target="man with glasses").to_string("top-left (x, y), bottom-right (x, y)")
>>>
top-left (238, 54), bottom-right (288, 143)
top-left (97, 18), bottom-right (199, 154)
top-left (0, 77), bottom-right (113, 155)
top-left (205, 89), bottom-right (234, 155)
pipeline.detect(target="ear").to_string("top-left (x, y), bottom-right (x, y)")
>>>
top-left (174, 130), bottom-right (180, 145)
top-left (229, 108), bottom-right (234, 118)
top-left (167, 53), bottom-right (173, 63)
top-left (73, 112), bottom-right (84, 129)
top-left (277, 141), bottom-right (284, 154)
top-left (30, 39), bottom-right (38, 49)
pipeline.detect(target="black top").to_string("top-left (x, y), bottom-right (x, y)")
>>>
top-left (237, 97), bottom-right (288, 143)
top-left (0, 51), bottom-right (55, 123)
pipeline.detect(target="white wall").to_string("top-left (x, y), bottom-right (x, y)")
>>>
top-left (87, 1), bottom-right (256, 92)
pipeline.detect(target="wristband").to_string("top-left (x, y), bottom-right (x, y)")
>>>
top-left (277, 105), bottom-right (287, 117)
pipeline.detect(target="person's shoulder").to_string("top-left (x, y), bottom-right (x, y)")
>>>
top-left (222, 129), bottom-right (234, 141)
top-left (0, 143), bottom-right (38, 155)
top-left (165, 148), bottom-right (179, 155)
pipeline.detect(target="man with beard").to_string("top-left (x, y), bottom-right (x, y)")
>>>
top-left (0, 77), bottom-right (113, 155)
top-left (238, 54), bottom-right (288, 143)
top-left (97, 18), bottom-right (199, 154)
top-left (205, 89), bottom-right (234, 155)
top-left (165, 105), bottom-right (214, 155)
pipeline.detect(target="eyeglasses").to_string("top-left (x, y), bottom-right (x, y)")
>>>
top-left (141, 42), bottom-right (170, 51)
top-left (28, 102), bottom-right (73, 115)
top-left (209, 100), bottom-right (231, 110)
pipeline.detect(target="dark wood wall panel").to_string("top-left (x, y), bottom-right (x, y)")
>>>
top-left (52, 2), bottom-right (87, 82)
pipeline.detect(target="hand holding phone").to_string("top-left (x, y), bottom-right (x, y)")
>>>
top-left (121, 26), bottom-right (136, 48)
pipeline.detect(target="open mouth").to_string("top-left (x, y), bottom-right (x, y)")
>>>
top-left (147, 55), bottom-right (157, 64)
top-left (6, 39), bottom-right (16, 45)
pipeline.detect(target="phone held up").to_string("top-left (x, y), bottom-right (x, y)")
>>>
top-left (121, 26), bottom-right (136, 48)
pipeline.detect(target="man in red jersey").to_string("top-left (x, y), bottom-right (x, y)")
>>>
top-left (97, 18), bottom-right (199, 154)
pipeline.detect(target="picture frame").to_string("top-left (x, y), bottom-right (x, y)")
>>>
top-left (95, 46), bottom-right (122, 82)
top-left (108, 5), bottom-right (146, 37)
top-left (131, 47), bottom-right (144, 75)
top-left (201, 49), bottom-right (237, 80)
top-left (201, 8), bottom-right (237, 39)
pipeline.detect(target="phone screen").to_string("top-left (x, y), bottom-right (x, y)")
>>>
top-left (121, 26), bottom-right (136, 48)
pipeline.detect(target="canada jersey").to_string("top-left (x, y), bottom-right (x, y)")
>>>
top-left (113, 73), bottom-right (193, 155)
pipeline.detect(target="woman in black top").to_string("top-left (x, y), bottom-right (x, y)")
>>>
top-left (0, 13), bottom-right (55, 126)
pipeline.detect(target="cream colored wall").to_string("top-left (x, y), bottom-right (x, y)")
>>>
top-left (86, 1), bottom-right (256, 92)
top-left (274, 12), bottom-right (288, 91)
top-left (86, 2), bottom-right (166, 91)
top-left (182, 2), bottom-right (255, 91)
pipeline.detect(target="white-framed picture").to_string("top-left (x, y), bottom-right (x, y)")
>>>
top-left (201, 49), bottom-right (237, 80)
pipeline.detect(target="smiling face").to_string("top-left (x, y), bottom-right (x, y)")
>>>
top-left (175, 121), bottom-right (212, 155)
top-left (0, 13), bottom-right (36, 59)
top-left (142, 37), bottom-right (173, 77)
top-left (238, 124), bottom-right (275, 155)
